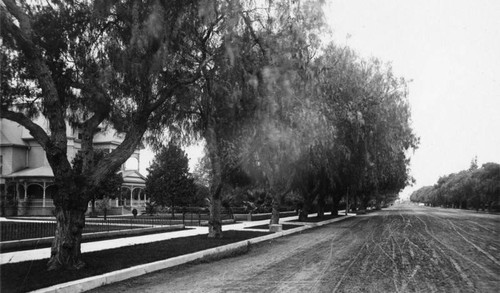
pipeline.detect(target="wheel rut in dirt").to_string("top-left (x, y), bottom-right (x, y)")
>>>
top-left (90, 205), bottom-right (500, 293)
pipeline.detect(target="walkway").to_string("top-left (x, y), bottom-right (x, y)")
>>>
top-left (1, 213), bottom-right (346, 265)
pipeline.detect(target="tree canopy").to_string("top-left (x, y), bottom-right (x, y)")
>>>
top-left (410, 162), bottom-right (500, 211)
top-left (1, 0), bottom-right (204, 270)
top-left (145, 143), bottom-right (196, 210)
top-left (1, 0), bottom-right (418, 269)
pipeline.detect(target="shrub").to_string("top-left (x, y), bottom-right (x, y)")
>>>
top-left (145, 202), bottom-right (157, 216)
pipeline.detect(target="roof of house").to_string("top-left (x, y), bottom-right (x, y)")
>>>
top-left (6, 166), bottom-right (147, 185)
top-left (4, 166), bottom-right (54, 178)
top-left (1, 119), bottom-right (28, 147)
top-left (120, 170), bottom-right (146, 185)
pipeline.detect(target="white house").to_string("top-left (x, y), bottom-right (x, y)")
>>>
top-left (0, 117), bottom-right (147, 216)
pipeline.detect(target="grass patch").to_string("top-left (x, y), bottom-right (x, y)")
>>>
top-left (245, 224), bottom-right (302, 230)
top-left (0, 230), bottom-right (269, 293)
top-left (1, 227), bottom-right (190, 253)
top-left (290, 214), bottom-right (345, 223)
top-left (0, 221), bottom-right (146, 242)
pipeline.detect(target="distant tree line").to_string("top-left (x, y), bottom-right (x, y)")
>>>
top-left (410, 160), bottom-right (500, 211)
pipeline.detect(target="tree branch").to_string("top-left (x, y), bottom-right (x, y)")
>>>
top-left (89, 114), bottom-right (148, 187)
top-left (239, 11), bottom-right (267, 59)
top-left (2, 0), bottom-right (67, 150)
top-left (1, 109), bottom-right (50, 149)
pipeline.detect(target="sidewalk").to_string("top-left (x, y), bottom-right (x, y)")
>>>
top-left (0, 214), bottom-right (291, 265)
top-left (0, 211), bottom-right (352, 265)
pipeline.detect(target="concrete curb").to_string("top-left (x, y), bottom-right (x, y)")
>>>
top-left (30, 215), bottom-right (354, 293)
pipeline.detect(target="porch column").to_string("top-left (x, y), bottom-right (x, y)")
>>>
top-left (23, 182), bottom-right (27, 200)
top-left (42, 181), bottom-right (46, 207)
top-left (16, 182), bottom-right (19, 200)
top-left (130, 185), bottom-right (133, 207)
top-left (116, 198), bottom-right (119, 207)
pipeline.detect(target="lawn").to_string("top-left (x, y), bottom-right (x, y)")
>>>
top-left (290, 214), bottom-right (345, 223)
top-left (0, 226), bottom-right (190, 253)
top-left (0, 230), bottom-right (270, 293)
top-left (245, 223), bottom-right (302, 230)
top-left (0, 221), bottom-right (147, 242)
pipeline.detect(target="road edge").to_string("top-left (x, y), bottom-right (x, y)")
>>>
top-left (30, 215), bottom-right (354, 293)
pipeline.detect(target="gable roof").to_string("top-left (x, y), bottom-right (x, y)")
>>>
top-left (120, 170), bottom-right (146, 185)
top-left (1, 119), bottom-right (29, 147)
top-left (4, 166), bottom-right (54, 178)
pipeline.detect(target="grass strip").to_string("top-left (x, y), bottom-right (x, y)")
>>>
top-left (0, 227), bottom-right (190, 253)
top-left (0, 221), bottom-right (145, 242)
top-left (0, 230), bottom-right (269, 293)
top-left (289, 214), bottom-right (345, 223)
top-left (245, 224), bottom-right (302, 230)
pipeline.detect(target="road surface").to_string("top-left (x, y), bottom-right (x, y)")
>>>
top-left (91, 204), bottom-right (500, 292)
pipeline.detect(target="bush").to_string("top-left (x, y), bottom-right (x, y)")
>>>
top-left (145, 202), bottom-right (157, 215)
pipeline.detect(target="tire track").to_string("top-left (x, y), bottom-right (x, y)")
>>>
top-left (445, 218), bottom-right (500, 266)
top-left (414, 213), bottom-right (498, 279)
top-left (420, 209), bottom-right (500, 268)
top-left (331, 221), bottom-right (379, 293)
top-left (90, 205), bottom-right (500, 293)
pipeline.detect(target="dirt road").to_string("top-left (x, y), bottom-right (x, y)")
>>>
top-left (92, 204), bottom-right (500, 292)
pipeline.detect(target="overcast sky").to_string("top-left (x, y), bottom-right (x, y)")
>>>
top-left (324, 0), bottom-right (500, 198)
top-left (139, 1), bottom-right (500, 199)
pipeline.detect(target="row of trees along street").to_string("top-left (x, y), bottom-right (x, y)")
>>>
top-left (410, 159), bottom-right (500, 211)
top-left (1, 0), bottom-right (418, 271)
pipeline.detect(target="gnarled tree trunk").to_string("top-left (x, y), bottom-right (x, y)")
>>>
top-left (48, 207), bottom-right (87, 270)
top-left (46, 165), bottom-right (89, 270)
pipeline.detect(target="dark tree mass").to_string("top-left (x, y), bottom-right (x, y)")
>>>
top-left (1, 0), bottom-right (418, 270)
top-left (410, 161), bottom-right (500, 211)
top-left (145, 142), bottom-right (196, 214)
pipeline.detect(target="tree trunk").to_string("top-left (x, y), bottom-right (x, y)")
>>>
top-left (209, 190), bottom-right (222, 237)
top-left (270, 192), bottom-right (280, 225)
top-left (299, 195), bottom-right (312, 221)
top-left (205, 124), bottom-right (223, 238)
top-left (331, 195), bottom-right (339, 217)
top-left (45, 151), bottom-right (91, 271)
top-left (317, 190), bottom-right (326, 219)
top-left (91, 198), bottom-right (96, 217)
top-left (351, 196), bottom-right (357, 212)
top-left (317, 198), bottom-right (325, 219)
top-left (47, 207), bottom-right (86, 271)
